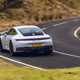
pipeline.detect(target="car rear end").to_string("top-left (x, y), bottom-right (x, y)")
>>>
top-left (14, 35), bottom-right (53, 54)
top-left (13, 26), bottom-right (53, 54)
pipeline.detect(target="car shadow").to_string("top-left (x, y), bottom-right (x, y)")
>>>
top-left (13, 52), bottom-right (54, 57)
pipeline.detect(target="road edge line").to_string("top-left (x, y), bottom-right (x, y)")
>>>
top-left (54, 50), bottom-right (80, 58)
top-left (74, 27), bottom-right (80, 40)
top-left (0, 54), bottom-right (47, 71)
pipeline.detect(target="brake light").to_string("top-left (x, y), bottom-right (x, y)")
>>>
top-left (16, 37), bottom-right (50, 41)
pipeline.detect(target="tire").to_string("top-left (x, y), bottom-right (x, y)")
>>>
top-left (0, 38), bottom-right (3, 51)
top-left (9, 41), bottom-right (15, 56)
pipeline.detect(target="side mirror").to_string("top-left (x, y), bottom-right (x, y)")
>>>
top-left (0, 32), bottom-right (5, 36)
top-left (0, 31), bottom-right (8, 36)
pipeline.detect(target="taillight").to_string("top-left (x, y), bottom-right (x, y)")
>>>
top-left (16, 37), bottom-right (50, 41)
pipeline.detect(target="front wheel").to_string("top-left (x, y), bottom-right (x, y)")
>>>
top-left (9, 41), bottom-right (15, 56)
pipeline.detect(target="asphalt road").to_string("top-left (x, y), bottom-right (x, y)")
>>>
top-left (1, 17), bottom-right (80, 69)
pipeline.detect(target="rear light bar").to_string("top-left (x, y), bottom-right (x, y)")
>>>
top-left (16, 37), bottom-right (50, 41)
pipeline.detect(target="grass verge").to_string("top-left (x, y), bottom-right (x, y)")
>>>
top-left (0, 58), bottom-right (80, 80)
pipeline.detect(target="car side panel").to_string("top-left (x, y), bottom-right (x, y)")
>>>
top-left (1, 35), bottom-right (8, 50)
top-left (1, 35), bottom-right (13, 51)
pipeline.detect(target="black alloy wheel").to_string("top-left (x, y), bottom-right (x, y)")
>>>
top-left (0, 38), bottom-right (3, 51)
top-left (9, 41), bottom-right (15, 56)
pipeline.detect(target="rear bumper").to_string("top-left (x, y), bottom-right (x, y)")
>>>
top-left (16, 46), bottom-right (53, 53)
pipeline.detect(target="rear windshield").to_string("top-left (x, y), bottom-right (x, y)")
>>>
top-left (18, 27), bottom-right (44, 36)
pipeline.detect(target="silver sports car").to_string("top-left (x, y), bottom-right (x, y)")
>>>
top-left (0, 25), bottom-right (53, 56)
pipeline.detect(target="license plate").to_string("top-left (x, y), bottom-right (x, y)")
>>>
top-left (32, 43), bottom-right (43, 47)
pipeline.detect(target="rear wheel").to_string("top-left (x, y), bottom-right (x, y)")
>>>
top-left (0, 38), bottom-right (3, 51)
top-left (9, 41), bottom-right (15, 56)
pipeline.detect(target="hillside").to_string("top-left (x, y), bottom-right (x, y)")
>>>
top-left (0, 0), bottom-right (80, 30)
top-left (58, 0), bottom-right (80, 9)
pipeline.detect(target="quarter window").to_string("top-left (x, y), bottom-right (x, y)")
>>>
top-left (7, 29), bottom-right (17, 35)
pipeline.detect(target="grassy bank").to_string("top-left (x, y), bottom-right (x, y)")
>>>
top-left (0, 58), bottom-right (80, 80)
top-left (3, 67), bottom-right (80, 80)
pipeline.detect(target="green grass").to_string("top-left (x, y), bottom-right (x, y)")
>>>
top-left (1, 66), bottom-right (80, 80)
top-left (0, 59), bottom-right (80, 80)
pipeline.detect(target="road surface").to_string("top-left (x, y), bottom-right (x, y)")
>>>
top-left (1, 17), bottom-right (80, 69)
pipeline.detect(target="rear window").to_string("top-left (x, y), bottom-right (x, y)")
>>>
top-left (18, 27), bottom-right (44, 36)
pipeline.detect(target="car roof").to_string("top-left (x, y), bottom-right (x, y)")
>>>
top-left (13, 25), bottom-right (39, 30)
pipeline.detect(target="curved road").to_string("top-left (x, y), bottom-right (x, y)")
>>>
top-left (1, 17), bottom-right (80, 69)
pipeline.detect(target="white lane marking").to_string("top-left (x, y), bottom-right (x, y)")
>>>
top-left (54, 19), bottom-right (80, 27)
top-left (42, 21), bottom-right (69, 30)
top-left (74, 27), bottom-right (80, 39)
top-left (43, 18), bottom-right (80, 30)
top-left (54, 21), bottom-right (68, 26)
top-left (54, 50), bottom-right (80, 59)
top-left (73, 19), bottom-right (80, 22)
top-left (0, 54), bottom-right (47, 71)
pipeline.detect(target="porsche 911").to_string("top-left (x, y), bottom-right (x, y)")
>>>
top-left (0, 25), bottom-right (53, 56)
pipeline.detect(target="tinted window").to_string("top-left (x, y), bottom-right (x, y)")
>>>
top-left (7, 29), bottom-right (17, 35)
top-left (18, 27), bottom-right (44, 36)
